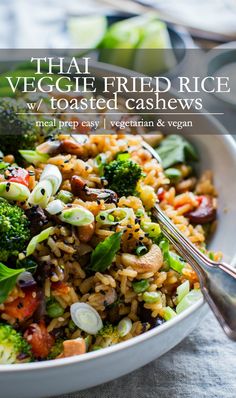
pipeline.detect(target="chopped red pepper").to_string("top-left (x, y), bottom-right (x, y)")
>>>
top-left (157, 187), bottom-right (166, 202)
top-left (3, 288), bottom-right (39, 322)
top-left (196, 195), bottom-right (204, 205)
top-left (7, 167), bottom-right (30, 187)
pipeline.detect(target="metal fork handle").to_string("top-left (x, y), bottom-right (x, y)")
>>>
top-left (152, 204), bottom-right (236, 340)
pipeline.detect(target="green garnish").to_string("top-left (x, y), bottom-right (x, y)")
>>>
top-left (163, 306), bottom-right (176, 321)
top-left (142, 222), bottom-right (161, 240)
top-left (46, 300), bottom-right (64, 318)
top-left (143, 291), bottom-right (161, 303)
top-left (164, 167), bottom-right (182, 182)
top-left (56, 190), bottom-right (74, 204)
top-left (132, 279), bottom-right (149, 293)
top-left (90, 232), bottom-right (122, 272)
top-left (156, 135), bottom-right (198, 169)
top-left (0, 263), bottom-right (26, 303)
top-left (135, 245), bottom-right (148, 256)
top-left (116, 152), bottom-right (130, 161)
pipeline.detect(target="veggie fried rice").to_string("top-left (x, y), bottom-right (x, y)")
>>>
top-left (0, 100), bottom-right (220, 364)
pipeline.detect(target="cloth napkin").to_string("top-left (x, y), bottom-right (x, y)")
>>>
top-left (56, 310), bottom-right (236, 398)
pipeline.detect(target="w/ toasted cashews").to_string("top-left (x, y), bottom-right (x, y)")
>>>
top-left (121, 244), bottom-right (163, 273)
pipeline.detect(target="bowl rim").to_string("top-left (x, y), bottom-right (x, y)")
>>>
top-left (0, 60), bottom-right (235, 372)
top-left (1, 133), bottom-right (235, 373)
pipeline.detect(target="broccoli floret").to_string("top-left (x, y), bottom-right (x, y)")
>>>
top-left (0, 323), bottom-right (31, 364)
top-left (0, 198), bottom-right (30, 262)
top-left (104, 159), bottom-right (142, 197)
top-left (97, 323), bottom-right (119, 347)
top-left (0, 98), bottom-right (40, 160)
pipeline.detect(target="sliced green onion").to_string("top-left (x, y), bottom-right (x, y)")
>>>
top-left (95, 153), bottom-right (107, 176)
top-left (142, 222), bottom-right (161, 239)
top-left (40, 164), bottom-right (62, 195)
top-left (70, 302), bottom-right (103, 334)
top-left (26, 226), bottom-right (54, 256)
top-left (84, 335), bottom-right (92, 351)
top-left (59, 205), bottom-right (94, 226)
top-left (0, 161), bottom-right (9, 170)
top-left (117, 317), bottom-right (132, 337)
top-left (68, 320), bottom-right (77, 332)
top-left (19, 150), bottom-right (49, 166)
top-left (208, 251), bottom-right (215, 261)
top-left (168, 252), bottom-right (185, 274)
top-left (163, 306), bottom-right (177, 321)
top-left (159, 239), bottom-right (170, 261)
top-left (164, 168), bottom-right (182, 182)
top-left (135, 245), bottom-right (148, 256)
top-left (96, 207), bottom-right (134, 225)
top-left (0, 181), bottom-right (30, 201)
top-left (132, 279), bottom-right (149, 293)
top-left (28, 180), bottom-right (53, 209)
top-left (46, 301), bottom-right (64, 318)
top-left (56, 190), bottom-right (73, 204)
top-left (136, 208), bottom-right (144, 218)
top-left (177, 280), bottom-right (190, 304)
top-left (176, 289), bottom-right (202, 314)
top-left (143, 291), bottom-right (161, 303)
top-left (46, 199), bottom-right (65, 215)
top-left (116, 152), bottom-right (130, 161)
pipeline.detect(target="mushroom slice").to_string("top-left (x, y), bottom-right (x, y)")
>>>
top-left (71, 175), bottom-right (117, 204)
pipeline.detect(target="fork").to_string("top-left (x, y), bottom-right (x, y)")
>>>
top-left (143, 140), bottom-right (236, 340)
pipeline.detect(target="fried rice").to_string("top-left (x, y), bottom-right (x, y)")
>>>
top-left (0, 133), bottom-right (220, 363)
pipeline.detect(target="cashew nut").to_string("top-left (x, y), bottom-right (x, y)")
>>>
top-left (77, 222), bottom-right (95, 243)
top-left (60, 139), bottom-right (83, 156)
top-left (121, 244), bottom-right (163, 274)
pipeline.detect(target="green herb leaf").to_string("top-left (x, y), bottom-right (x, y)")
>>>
top-left (90, 232), bottom-right (122, 272)
top-left (0, 262), bottom-right (25, 303)
top-left (156, 135), bottom-right (198, 169)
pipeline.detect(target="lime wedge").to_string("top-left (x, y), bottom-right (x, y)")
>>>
top-left (68, 16), bottom-right (107, 49)
top-left (134, 20), bottom-right (176, 75)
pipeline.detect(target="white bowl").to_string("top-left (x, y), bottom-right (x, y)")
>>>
top-left (0, 65), bottom-right (236, 398)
